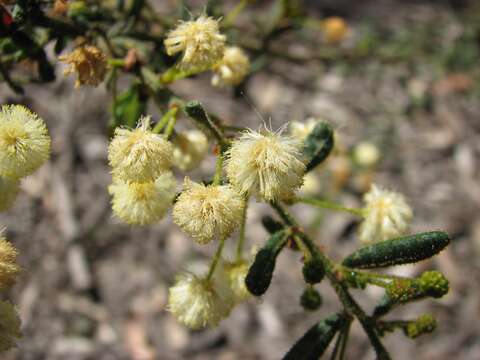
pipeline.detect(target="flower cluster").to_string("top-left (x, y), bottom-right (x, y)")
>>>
top-left (211, 46), bottom-right (251, 87)
top-left (108, 116), bottom-right (176, 225)
top-left (0, 105), bottom-right (51, 212)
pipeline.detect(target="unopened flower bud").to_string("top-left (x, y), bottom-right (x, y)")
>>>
top-left (418, 271), bottom-right (449, 299)
top-left (405, 314), bottom-right (436, 339)
top-left (300, 287), bottom-right (322, 311)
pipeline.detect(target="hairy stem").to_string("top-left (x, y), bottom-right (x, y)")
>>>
top-left (206, 237), bottom-right (226, 281)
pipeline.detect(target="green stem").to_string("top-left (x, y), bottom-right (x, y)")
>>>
top-left (339, 318), bottom-right (352, 360)
top-left (223, 0), bottom-right (249, 27)
top-left (294, 196), bottom-right (365, 217)
top-left (206, 237), bottom-right (226, 281)
top-left (213, 154), bottom-right (224, 186)
top-left (164, 115), bottom-right (177, 139)
top-left (153, 107), bottom-right (177, 134)
top-left (235, 197), bottom-right (249, 261)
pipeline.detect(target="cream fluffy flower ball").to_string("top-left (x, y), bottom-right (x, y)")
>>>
top-left (0, 176), bottom-right (20, 212)
top-left (225, 128), bottom-right (306, 201)
top-left (173, 130), bottom-right (209, 171)
top-left (359, 184), bottom-right (413, 243)
top-left (0, 235), bottom-right (21, 290)
top-left (108, 116), bottom-right (173, 183)
top-left (0, 105), bottom-right (51, 179)
top-left (289, 118), bottom-right (318, 141)
top-left (168, 271), bottom-right (234, 329)
top-left (108, 172), bottom-right (176, 225)
top-left (211, 46), bottom-right (250, 87)
top-left (173, 178), bottom-right (244, 244)
top-left (222, 259), bottom-right (251, 302)
top-left (164, 15), bottom-right (226, 72)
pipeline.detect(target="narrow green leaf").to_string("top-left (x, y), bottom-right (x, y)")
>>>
top-left (342, 231), bottom-right (450, 269)
top-left (303, 122), bottom-right (335, 172)
top-left (283, 314), bottom-right (344, 360)
top-left (245, 230), bottom-right (288, 296)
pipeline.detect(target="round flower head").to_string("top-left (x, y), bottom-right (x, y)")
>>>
top-left (173, 130), bottom-right (209, 171)
top-left (211, 46), bottom-right (250, 87)
top-left (108, 171), bottom-right (176, 225)
top-left (359, 184), bottom-right (413, 243)
top-left (108, 116), bottom-right (173, 183)
top-left (0, 176), bottom-right (20, 212)
top-left (222, 259), bottom-right (251, 302)
top-left (0, 105), bottom-right (51, 179)
top-left (173, 178), bottom-right (244, 244)
top-left (0, 235), bottom-right (21, 289)
top-left (164, 15), bottom-right (226, 72)
top-left (225, 128), bottom-right (306, 201)
top-left (168, 271), bottom-right (234, 329)
top-left (59, 45), bottom-right (108, 88)
top-left (289, 118), bottom-right (318, 141)
top-left (322, 16), bottom-right (349, 45)
top-left (353, 141), bottom-right (380, 167)
top-left (0, 300), bottom-right (21, 352)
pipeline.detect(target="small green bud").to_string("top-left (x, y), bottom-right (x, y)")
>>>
top-left (300, 287), bottom-right (322, 311)
top-left (405, 314), bottom-right (437, 339)
top-left (418, 271), bottom-right (449, 298)
top-left (302, 257), bottom-right (325, 284)
top-left (386, 278), bottom-right (416, 303)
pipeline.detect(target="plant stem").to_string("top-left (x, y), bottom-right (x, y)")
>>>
top-left (293, 196), bottom-right (365, 217)
top-left (206, 237), bottom-right (226, 281)
top-left (213, 154), bottom-right (224, 186)
top-left (223, 0), bottom-right (249, 27)
top-left (235, 197), bottom-right (249, 261)
top-left (153, 107), bottom-right (177, 134)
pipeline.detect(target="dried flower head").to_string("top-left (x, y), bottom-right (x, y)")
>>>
top-left (173, 178), bottom-right (244, 244)
top-left (211, 46), bottom-right (250, 87)
top-left (222, 259), bottom-right (251, 302)
top-left (173, 130), bottom-right (209, 171)
top-left (359, 184), bottom-right (413, 243)
top-left (109, 171), bottom-right (176, 225)
top-left (0, 235), bottom-right (20, 289)
top-left (164, 15), bottom-right (226, 72)
top-left (0, 105), bottom-right (51, 179)
top-left (168, 271), bottom-right (234, 329)
top-left (0, 176), bottom-right (20, 212)
top-left (59, 45), bottom-right (108, 88)
top-left (108, 116), bottom-right (173, 183)
top-left (289, 118), bottom-right (318, 141)
top-left (0, 300), bottom-right (21, 352)
top-left (225, 128), bottom-right (306, 201)
top-left (322, 16), bottom-right (349, 45)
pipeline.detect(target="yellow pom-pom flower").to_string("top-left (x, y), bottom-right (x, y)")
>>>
top-left (173, 178), bottom-right (244, 245)
top-left (289, 118), bottom-right (318, 141)
top-left (168, 271), bottom-right (234, 329)
top-left (359, 184), bottom-right (413, 243)
top-left (211, 46), bottom-right (250, 87)
top-left (222, 259), bottom-right (251, 302)
top-left (108, 116), bottom-right (173, 183)
top-left (0, 235), bottom-right (21, 290)
top-left (225, 128), bottom-right (306, 201)
top-left (59, 45), bottom-right (108, 88)
top-left (0, 176), bottom-right (20, 212)
top-left (108, 171), bottom-right (176, 225)
top-left (0, 105), bottom-right (51, 179)
top-left (0, 300), bottom-right (21, 352)
top-left (173, 130), bottom-right (209, 171)
top-left (164, 15), bottom-right (226, 72)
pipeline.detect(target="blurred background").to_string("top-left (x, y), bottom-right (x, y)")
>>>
top-left (1, 0), bottom-right (480, 359)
